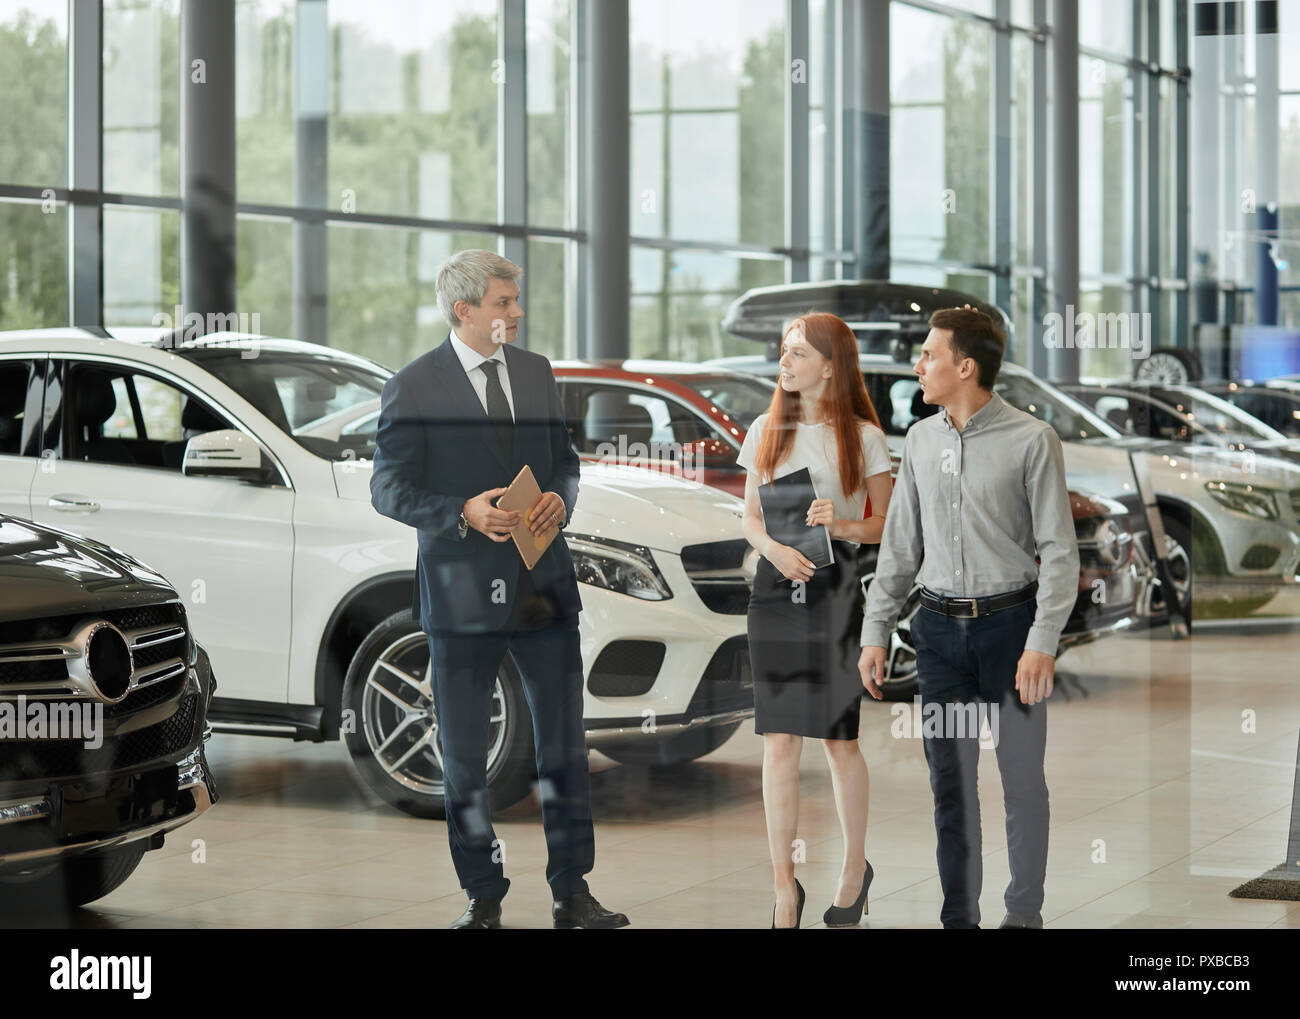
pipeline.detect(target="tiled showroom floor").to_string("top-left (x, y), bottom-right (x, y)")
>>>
top-left (16, 620), bottom-right (1300, 929)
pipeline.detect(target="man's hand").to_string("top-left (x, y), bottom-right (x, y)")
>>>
top-left (1014, 649), bottom-right (1055, 705)
top-left (859, 645), bottom-right (886, 700)
top-left (527, 491), bottom-right (566, 537)
top-left (463, 487), bottom-right (521, 542)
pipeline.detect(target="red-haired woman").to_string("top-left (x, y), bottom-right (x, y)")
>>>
top-left (737, 312), bottom-right (893, 929)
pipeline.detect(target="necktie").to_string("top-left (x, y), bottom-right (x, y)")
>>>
top-left (479, 359), bottom-right (513, 455)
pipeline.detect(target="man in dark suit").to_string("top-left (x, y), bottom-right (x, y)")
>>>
top-left (370, 249), bottom-right (628, 929)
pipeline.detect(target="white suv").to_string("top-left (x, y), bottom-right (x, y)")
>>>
top-left (0, 329), bottom-right (753, 817)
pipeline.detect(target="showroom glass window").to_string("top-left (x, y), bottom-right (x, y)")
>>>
top-left (1078, 48), bottom-right (1135, 380)
top-left (629, 247), bottom-right (783, 362)
top-left (101, 0), bottom-right (181, 325)
top-left (887, 2), bottom-right (997, 353)
top-left (235, 0), bottom-right (296, 339)
top-left (889, 4), bottom-right (992, 271)
top-left (326, 0), bottom-right (497, 222)
top-left (0, 1), bottom-right (68, 330)
top-left (628, 0), bottom-right (787, 361)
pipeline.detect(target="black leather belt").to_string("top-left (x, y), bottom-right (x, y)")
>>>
top-left (919, 581), bottom-right (1038, 619)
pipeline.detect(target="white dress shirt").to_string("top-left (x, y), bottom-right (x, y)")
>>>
top-left (450, 329), bottom-right (516, 420)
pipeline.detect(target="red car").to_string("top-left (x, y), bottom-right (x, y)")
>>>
top-left (552, 360), bottom-right (777, 499)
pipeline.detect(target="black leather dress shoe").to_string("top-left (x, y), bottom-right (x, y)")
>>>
top-left (553, 891), bottom-right (630, 929)
top-left (450, 899), bottom-right (502, 929)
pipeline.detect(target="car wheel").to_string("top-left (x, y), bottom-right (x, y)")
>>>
top-left (0, 843), bottom-right (146, 912)
top-left (870, 583), bottom-right (922, 701)
top-left (598, 721), bottom-right (742, 766)
top-left (1149, 515), bottom-right (1193, 618)
top-left (1134, 346), bottom-right (1203, 384)
top-left (342, 610), bottom-right (536, 819)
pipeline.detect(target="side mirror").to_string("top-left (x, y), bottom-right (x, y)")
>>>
top-left (182, 429), bottom-right (273, 482)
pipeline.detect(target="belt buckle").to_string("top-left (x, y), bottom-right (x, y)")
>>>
top-left (949, 597), bottom-right (978, 619)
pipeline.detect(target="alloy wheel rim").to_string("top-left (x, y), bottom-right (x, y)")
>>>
top-left (360, 631), bottom-right (508, 797)
top-left (882, 589), bottom-right (922, 689)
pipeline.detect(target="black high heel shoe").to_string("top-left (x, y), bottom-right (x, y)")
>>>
top-left (823, 860), bottom-right (873, 928)
top-left (770, 879), bottom-right (806, 929)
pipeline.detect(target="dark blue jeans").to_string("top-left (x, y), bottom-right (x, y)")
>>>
top-left (427, 565), bottom-right (594, 903)
top-left (910, 598), bottom-right (1049, 928)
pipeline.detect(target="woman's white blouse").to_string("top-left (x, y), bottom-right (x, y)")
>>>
top-left (737, 414), bottom-right (892, 545)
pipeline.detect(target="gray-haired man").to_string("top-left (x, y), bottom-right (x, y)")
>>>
top-left (371, 249), bottom-right (628, 929)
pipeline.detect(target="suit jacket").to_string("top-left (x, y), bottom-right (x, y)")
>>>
top-left (370, 335), bottom-right (583, 634)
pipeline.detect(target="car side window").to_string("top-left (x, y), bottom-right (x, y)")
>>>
top-left (0, 359), bottom-right (44, 457)
top-left (99, 377), bottom-right (139, 439)
top-left (885, 377), bottom-right (934, 434)
top-left (64, 362), bottom-right (233, 471)
top-left (1143, 400), bottom-right (1195, 442)
top-left (578, 386), bottom-right (680, 458)
top-left (1093, 395), bottom-right (1134, 433)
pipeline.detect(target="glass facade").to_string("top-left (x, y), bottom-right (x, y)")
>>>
top-left (0, 2), bottom-right (1288, 374)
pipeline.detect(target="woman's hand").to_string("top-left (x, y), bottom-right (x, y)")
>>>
top-left (766, 542), bottom-right (816, 583)
top-left (806, 497), bottom-right (834, 529)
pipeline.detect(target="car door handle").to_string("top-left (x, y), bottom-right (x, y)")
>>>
top-left (48, 494), bottom-right (101, 513)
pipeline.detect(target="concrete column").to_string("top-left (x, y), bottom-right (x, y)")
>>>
top-left (294, 0), bottom-right (328, 343)
top-left (582, 0), bottom-right (630, 358)
top-left (1050, 0), bottom-right (1080, 382)
top-left (180, 0), bottom-right (237, 324)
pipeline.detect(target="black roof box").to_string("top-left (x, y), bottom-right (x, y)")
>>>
top-left (721, 280), bottom-right (1014, 362)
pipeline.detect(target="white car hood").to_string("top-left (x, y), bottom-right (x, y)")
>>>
top-left (569, 464), bottom-right (745, 553)
top-left (334, 460), bottom-right (745, 554)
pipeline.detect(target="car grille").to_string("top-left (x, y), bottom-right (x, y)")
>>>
top-left (0, 693), bottom-right (200, 782)
top-left (0, 601), bottom-right (189, 696)
top-left (681, 539), bottom-right (753, 615)
top-left (683, 636), bottom-right (753, 721)
top-left (0, 600), bottom-right (197, 782)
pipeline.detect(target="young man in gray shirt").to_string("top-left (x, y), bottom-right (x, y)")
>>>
top-left (858, 307), bottom-right (1079, 929)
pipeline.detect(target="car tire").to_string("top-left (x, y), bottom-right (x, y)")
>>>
top-left (858, 577), bottom-right (922, 702)
top-left (598, 721), bottom-right (743, 766)
top-left (0, 842), bottom-right (146, 912)
top-left (1134, 346), bottom-right (1203, 384)
top-left (342, 610), bottom-right (536, 819)
top-left (1149, 513), bottom-right (1194, 619)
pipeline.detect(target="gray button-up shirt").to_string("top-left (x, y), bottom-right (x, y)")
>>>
top-left (860, 392), bottom-right (1080, 657)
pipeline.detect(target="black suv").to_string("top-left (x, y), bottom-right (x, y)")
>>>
top-left (0, 514), bottom-right (217, 912)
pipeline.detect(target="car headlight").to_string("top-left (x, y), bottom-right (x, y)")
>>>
top-left (566, 535), bottom-right (672, 601)
top-left (1204, 480), bottom-right (1280, 520)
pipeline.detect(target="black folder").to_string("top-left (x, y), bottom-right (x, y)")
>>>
top-left (757, 467), bottom-right (835, 570)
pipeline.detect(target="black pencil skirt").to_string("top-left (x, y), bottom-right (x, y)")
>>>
top-left (747, 539), bottom-right (865, 740)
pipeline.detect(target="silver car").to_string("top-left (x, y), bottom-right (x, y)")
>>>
top-left (711, 354), bottom-right (1300, 615)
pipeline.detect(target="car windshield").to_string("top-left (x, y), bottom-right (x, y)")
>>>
top-left (992, 373), bottom-right (1119, 441)
top-left (1214, 388), bottom-right (1300, 437)
top-left (1148, 386), bottom-right (1286, 444)
top-left (677, 375), bottom-right (775, 430)
top-left (189, 350), bottom-right (388, 461)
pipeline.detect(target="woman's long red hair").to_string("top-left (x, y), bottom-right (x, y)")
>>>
top-left (754, 312), bottom-right (882, 497)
